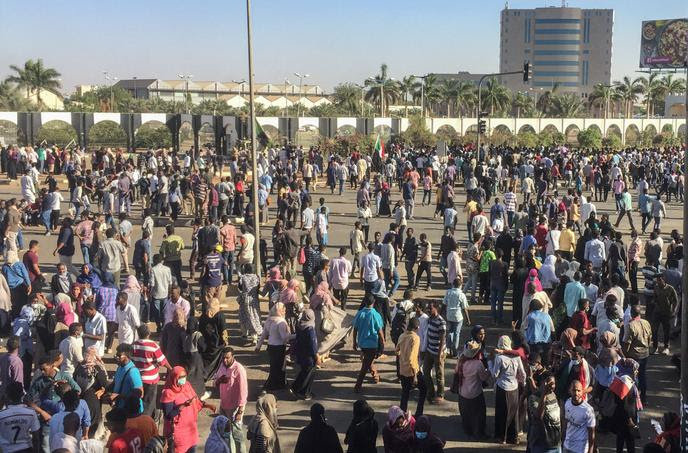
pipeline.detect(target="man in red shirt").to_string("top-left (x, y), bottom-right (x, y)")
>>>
top-left (219, 215), bottom-right (237, 285)
top-left (22, 240), bottom-right (43, 290)
top-left (534, 217), bottom-right (549, 255)
top-left (132, 325), bottom-right (171, 416)
top-left (570, 298), bottom-right (596, 351)
top-left (106, 407), bottom-right (144, 453)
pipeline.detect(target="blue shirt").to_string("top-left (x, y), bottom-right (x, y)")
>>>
top-left (353, 307), bottom-right (383, 349)
top-left (564, 281), bottom-right (587, 317)
top-left (519, 235), bottom-right (537, 254)
top-left (525, 311), bottom-right (553, 344)
top-left (112, 361), bottom-right (143, 408)
top-left (49, 400), bottom-right (91, 445)
top-left (259, 174), bottom-right (273, 191)
top-left (3, 262), bottom-right (30, 288)
top-left (402, 182), bottom-right (413, 200)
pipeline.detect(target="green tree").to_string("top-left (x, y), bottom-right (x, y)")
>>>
top-left (36, 121), bottom-right (77, 146)
top-left (613, 76), bottom-right (643, 118)
top-left (332, 83), bottom-right (362, 115)
top-left (364, 63), bottom-right (400, 116)
top-left (516, 131), bottom-right (538, 148)
top-left (602, 134), bottom-right (623, 149)
top-left (135, 123), bottom-right (173, 149)
top-left (0, 81), bottom-right (35, 111)
top-left (88, 121), bottom-right (127, 147)
top-left (398, 76), bottom-right (416, 117)
top-left (636, 73), bottom-right (663, 118)
top-left (551, 94), bottom-right (584, 117)
top-left (5, 59), bottom-right (61, 109)
top-left (480, 78), bottom-right (510, 115)
top-left (420, 75), bottom-right (441, 117)
top-left (400, 114), bottom-right (434, 148)
top-left (535, 82), bottom-right (560, 117)
top-left (577, 127), bottom-right (602, 148)
top-left (588, 83), bottom-right (619, 118)
top-left (511, 92), bottom-right (534, 118)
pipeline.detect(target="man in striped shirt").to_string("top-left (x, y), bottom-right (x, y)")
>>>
top-left (422, 300), bottom-right (446, 404)
top-left (503, 188), bottom-right (517, 228)
top-left (132, 325), bottom-right (171, 416)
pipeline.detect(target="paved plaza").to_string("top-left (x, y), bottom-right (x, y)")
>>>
top-left (1, 171), bottom-right (683, 452)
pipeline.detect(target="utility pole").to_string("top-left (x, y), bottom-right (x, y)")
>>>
top-left (245, 0), bottom-right (261, 275)
top-left (681, 62), bottom-right (688, 453)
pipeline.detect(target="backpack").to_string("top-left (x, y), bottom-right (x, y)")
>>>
top-left (541, 402), bottom-right (562, 448)
top-left (599, 387), bottom-right (618, 418)
top-left (390, 304), bottom-right (410, 344)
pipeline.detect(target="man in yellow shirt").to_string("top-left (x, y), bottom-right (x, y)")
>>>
top-left (558, 220), bottom-right (576, 261)
top-left (396, 318), bottom-right (426, 416)
top-left (463, 195), bottom-right (478, 239)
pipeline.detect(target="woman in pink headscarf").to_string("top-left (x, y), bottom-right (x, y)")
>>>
top-left (261, 266), bottom-right (284, 309)
top-left (122, 275), bottom-right (142, 316)
top-left (309, 281), bottom-right (334, 310)
top-left (523, 268), bottom-right (543, 295)
top-left (280, 279), bottom-right (299, 332)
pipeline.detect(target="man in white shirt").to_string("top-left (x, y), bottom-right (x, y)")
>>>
top-left (564, 379), bottom-right (596, 453)
top-left (360, 242), bottom-right (383, 294)
top-left (82, 301), bottom-right (107, 357)
top-left (20, 171), bottom-right (36, 203)
top-left (329, 247), bottom-right (353, 309)
top-left (58, 323), bottom-right (84, 376)
top-left (115, 292), bottom-right (140, 346)
top-left (471, 207), bottom-right (489, 237)
top-left (584, 231), bottom-right (606, 270)
top-left (163, 285), bottom-right (190, 326)
top-left (0, 382), bottom-right (40, 453)
top-left (301, 200), bottom-right (315, 233)
top-left (580, 200), bottom-right (596, 225)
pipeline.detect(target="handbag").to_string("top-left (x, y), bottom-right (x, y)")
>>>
top-left (320, 317), bottom-right (335, 334)
top-left (298, 246), bottom-right (306, 265)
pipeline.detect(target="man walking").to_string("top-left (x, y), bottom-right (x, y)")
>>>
top-left (423, 301), bottom-right (446, 404)
top-left (352, 295), bottom-right (384, 393)
top-left (396, 317), bottom-right (426, 417)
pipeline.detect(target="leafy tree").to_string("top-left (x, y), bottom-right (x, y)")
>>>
top-left (613, 76), bottom-right (643, 118)
top-left (364, 63), bottom-right (400, 116)
top-left (420, 75), bottom-right (441, 117)
top-left (480, 78), bottom-right (510, 115)
top-left (332, 83), bottom-right (362, 115)
top-left (398, 76), bottom-right (416, 117)
top-left (516, 131), bottom-right (538, 148)
top-left (551, 94), bottom-right (584, 117)
top-left (602, 134), bottom-right (623, 149)
top-left (88, 121), bottom-right (127, 147)
top-left (36, 121), bottom-right (77, 146)
top-left (400, 114), bottom-right (434, 148)
top-left (5, 59), bottom-right (61, 109)
top-left (536, 82), bottom-right (560, 117)
top-left (135, 123), bottom-right (173, 149)
top-left (636, 73), bottom-right (663, 118)
top-left (511, 92), bottom-right (534, 118)
top-left (577, 127), bottom-right (602, 149)
top-left (538, 130), bottom-right (565, 147)
top-left (0, 81), bottom-right (35, 111)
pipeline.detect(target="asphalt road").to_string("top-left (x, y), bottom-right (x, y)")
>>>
top-left (2, 173), bottom-right (682, 452)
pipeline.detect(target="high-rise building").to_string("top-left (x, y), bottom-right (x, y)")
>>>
top-left (500, 5), bottom-right (613, 98)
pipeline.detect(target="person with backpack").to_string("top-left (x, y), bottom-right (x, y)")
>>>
top-left (396, 317), bottom-right (426, 417)
top-left (527, 372), bottom-right (561, 453)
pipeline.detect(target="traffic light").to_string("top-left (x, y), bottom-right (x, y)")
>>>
top-left (523, 61), bottom-right (532, 82)
top-left (478, 119), bottom-right (486, 135)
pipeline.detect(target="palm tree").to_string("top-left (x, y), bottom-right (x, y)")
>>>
top-left (398, 76), bottom-right (416, 117)
top-left (535, 82), bottom-right (560, 117)
top-left (0, 81), bottom-right (34, 111)
top-left (480, 78), bottom-right (510, 115)
top-left (613, 76), bottom-right (643, 118)
top-left (5, 59), bottom-right (61, 109)
top-left (440, 80), bottom-right (460, 117)
top-left (332, 83), bottom-right (362, 115)
top-left (551, 93), bottom-right (584, 117)
top-left (660, 74), bottom-right (686, 96)
top-left (454, 81), bottom-right (477, 118)
top-left (511, 92), bottom-right (533, 118)
top-left (636, 73), bottom-right (663, 118)
top-left (421, 74), bottom-right (441, 117)
top-left (589, 83), bottom-right (618, 119)
top-left (364, 63), bottom-right (400, 116)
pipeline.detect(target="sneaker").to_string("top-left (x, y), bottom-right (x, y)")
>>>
top-left (652, 347), bottom-right (660, 355)
top-left (663, 348), bottom-right (671, 356)
top-left (200, 391), bottom-right (211, 401)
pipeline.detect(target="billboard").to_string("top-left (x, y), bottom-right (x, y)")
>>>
top-left (640, 19), bottom-right (688, 68)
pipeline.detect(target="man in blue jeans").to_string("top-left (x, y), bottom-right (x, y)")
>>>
top-left (352, 295), bottom-right (384, 393)
top-left (489, 249), bottom-right (508, 324)
top-left (443, 277), bottom-right (471, 358)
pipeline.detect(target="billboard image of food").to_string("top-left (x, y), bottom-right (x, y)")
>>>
top-left (639, 19), bottom-right (688, 68)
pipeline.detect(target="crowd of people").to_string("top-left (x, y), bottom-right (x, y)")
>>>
top-left (0, 140), bottom-right (683, 453)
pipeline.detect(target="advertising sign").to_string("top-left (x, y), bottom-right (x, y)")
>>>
top-left (640, 19), bottom-right (688, 68)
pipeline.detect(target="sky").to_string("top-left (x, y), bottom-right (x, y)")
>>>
top-left (1, 0), bottom-right (687, 95)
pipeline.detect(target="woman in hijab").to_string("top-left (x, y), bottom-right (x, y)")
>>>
top-left (279, 279), bottom-right (299, 333)
top-left (238, 263), bottom-right (262, 345)
top-left (557, 345), bottom-right (594, 401)
top-left (456, 341), bottom-right (490, 439)
top-left (248, 393), bottom-right (281, 453)
top-left (161, 307), bottom-right (188, 368)
top-left (510, 255), bottom-right (529, 329)
top-left (295, 403), bottom-right (343, 453)
top-left (468, 325), bottom-right (487, 366)
top-left (54, 293), bottom-right (76, 346)
top-left (344, 400), bottom-right (378, 453)
top-left (524, 268), bottom-right (543, 295)
top-left (290, 309), bottom-right (319, 400)
top-left (73, 346), bottom-right (108, 436)
top-left (594, 330), bottom-right (621, 400)
top-left (261, 266), bottom-right (284, 309)
top-left (122, 275), bottom-right (142, 317)
top-left (77, 263), bottom-right (102, 291)
top-left (161, 366), bottom-right (216, 453)
top-left (539, 255), bottom-right (559, 292)
top-left (204, 415), bottom-right (231, 453)
top-left (606, 358), bottom-right (641, 453)
top-left (255, 303), bottom-right (292, 391)
top-left (382, 406), bottom-right (415, 453)
top-left (12, 305), bottom-right (34, 388)
top-left (309, 281), bottom-right (334, 310)
top-left (69, 283), bottom-right (86, 318)
top-left (491, 335), bottom-right (526, 445)
top-left (521, 282), bottom-right (552, 327)
top-left (183, 317), bottom-right (207, 398)
top-left (378, 182), bottom-right (391, 217)
top-left (411, 415), bottom-right (445, 452)
top-left (199, 297), bottom-right (227, 379)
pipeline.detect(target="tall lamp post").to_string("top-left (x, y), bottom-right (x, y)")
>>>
top-left (412, 74), bottom-right (427, 117)
top-left (293, 72), bottom-right (310, 117)
top-left (354, 83), bottom-right (366, 117)
top-left (178, 74), bottom-right (194, 114)
top-left (232, 79), bottom-right (246, 108)
top-left (132, 76), bottom-right (138, 99)
top-left (245, 0), bottom-right (261, 275)
top-left (283, 79), bottom-right (290, 116)
top-left (103, 72), bottom-right (118, 112)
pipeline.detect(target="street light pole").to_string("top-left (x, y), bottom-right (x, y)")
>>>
top-left (245, 0), bottom-right (261, 275)
top-left (283, 79), bottom-right (290, 116)
top-left (294, 72), bottom-right (310, 118)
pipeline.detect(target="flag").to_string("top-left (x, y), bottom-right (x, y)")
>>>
top-left (254, 119), bottom-right (268, 147)
top-left (609, 375), bottom-right (635, 400)
top-left (374, 134), bottom-right (385, 159)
